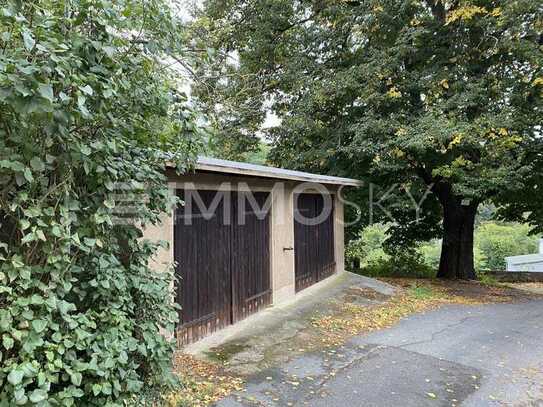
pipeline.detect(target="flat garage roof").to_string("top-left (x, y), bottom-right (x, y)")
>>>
top-left (187, 156), bottom-right (363, 187)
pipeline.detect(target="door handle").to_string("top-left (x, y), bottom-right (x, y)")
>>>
top-left (283, 247), bottom-right (294, 251)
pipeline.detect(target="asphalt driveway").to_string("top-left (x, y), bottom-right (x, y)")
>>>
top-left (216, 300), bottom-right (543, 406)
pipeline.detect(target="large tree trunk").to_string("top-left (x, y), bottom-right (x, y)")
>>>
top-left (436, 194), bottom-right (478, 280)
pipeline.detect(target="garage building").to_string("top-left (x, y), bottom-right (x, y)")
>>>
top-left (144, 157), bottom-right (361, 345)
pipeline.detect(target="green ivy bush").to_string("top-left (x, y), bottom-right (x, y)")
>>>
top-left (0, 1), bottom-right (202, 405)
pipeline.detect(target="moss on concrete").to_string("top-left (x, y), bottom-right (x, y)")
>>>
top-left (204, 342), bottom-right (250, 363)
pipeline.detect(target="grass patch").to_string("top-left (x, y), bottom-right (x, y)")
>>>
top-left (408, 284), bottom-right (436, 299)
top-left (478, 273), bottom-right (501, 287)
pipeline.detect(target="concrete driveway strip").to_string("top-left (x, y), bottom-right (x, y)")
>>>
top-left (216, 300), bottom-right (543, 407)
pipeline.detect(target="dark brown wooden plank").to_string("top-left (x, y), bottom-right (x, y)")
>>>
top-left (175, 189), bottom-right (271, 345)
top-left (231, 191), bottom-right (271, 323)
top-left (294, 193), bottom-right (336, 292)
top-left (175, 190), bottom-right (233, 345)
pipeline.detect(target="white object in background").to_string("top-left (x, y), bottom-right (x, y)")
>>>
top-left (506, 253), bottom-right (543, 272)
top-left (505, 238), bottom-right (543, 272)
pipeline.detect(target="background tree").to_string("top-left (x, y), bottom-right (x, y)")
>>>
top-left (0, 0), bottom-right (202, 404)
top-left (193, 0), bottom-right (543, 279)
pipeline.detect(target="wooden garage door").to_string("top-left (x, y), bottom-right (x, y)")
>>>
top-left (294, 193), bottom-right (335, 292)
top-left (231, 192), bottom-right (272, 323)
top-left (174, 190), bottom-right (271, 345)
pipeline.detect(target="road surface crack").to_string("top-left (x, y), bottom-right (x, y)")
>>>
top-left (397, 316), bottom-right (474, 348)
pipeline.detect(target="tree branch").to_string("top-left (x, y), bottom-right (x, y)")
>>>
top-left (426, 0), bottom-right (447, 23)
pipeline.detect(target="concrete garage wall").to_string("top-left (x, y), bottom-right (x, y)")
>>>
top-left (141, 184), bottom-right (175, 273)
top-left (270, 183), bottom-right (296, 304)
top-left (140, 185), bottom-right (175, 339)
top-left (142, 171), bottom-right (347, 308)
top-left (334, 192), bottom-right (345, 275)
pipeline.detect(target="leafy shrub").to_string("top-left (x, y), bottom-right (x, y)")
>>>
top-left (347, 224), bottom-right (435, 278)
top-left (476, 272), bottom-right (500, 287)
top-left (418, 222), bottom-right (539, 272)
top-left (348, 221), bottom-right (538, 279)
top-left (475, 222), bottom-right (539, 271)
top-left (419, 240), bottom-right (487, 272)
top-left (0, 1), bottom-right (202, 405)
top-left (346, 223), bottom-right (390, 267)
top-left (417, 240), bottom-right (441, 270)
top-left (363, 250), bottom-right (436, 279)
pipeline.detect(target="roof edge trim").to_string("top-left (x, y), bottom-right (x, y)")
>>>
top-left (167, 156), bottom-right (363, 187)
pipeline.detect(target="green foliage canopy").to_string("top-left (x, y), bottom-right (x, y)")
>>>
top-left (194, 0), bottom-right (543, 278)
top-left (195, 0), bottom-right (542, 184)
top-left (0, 0), bottom-right (202, 405)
